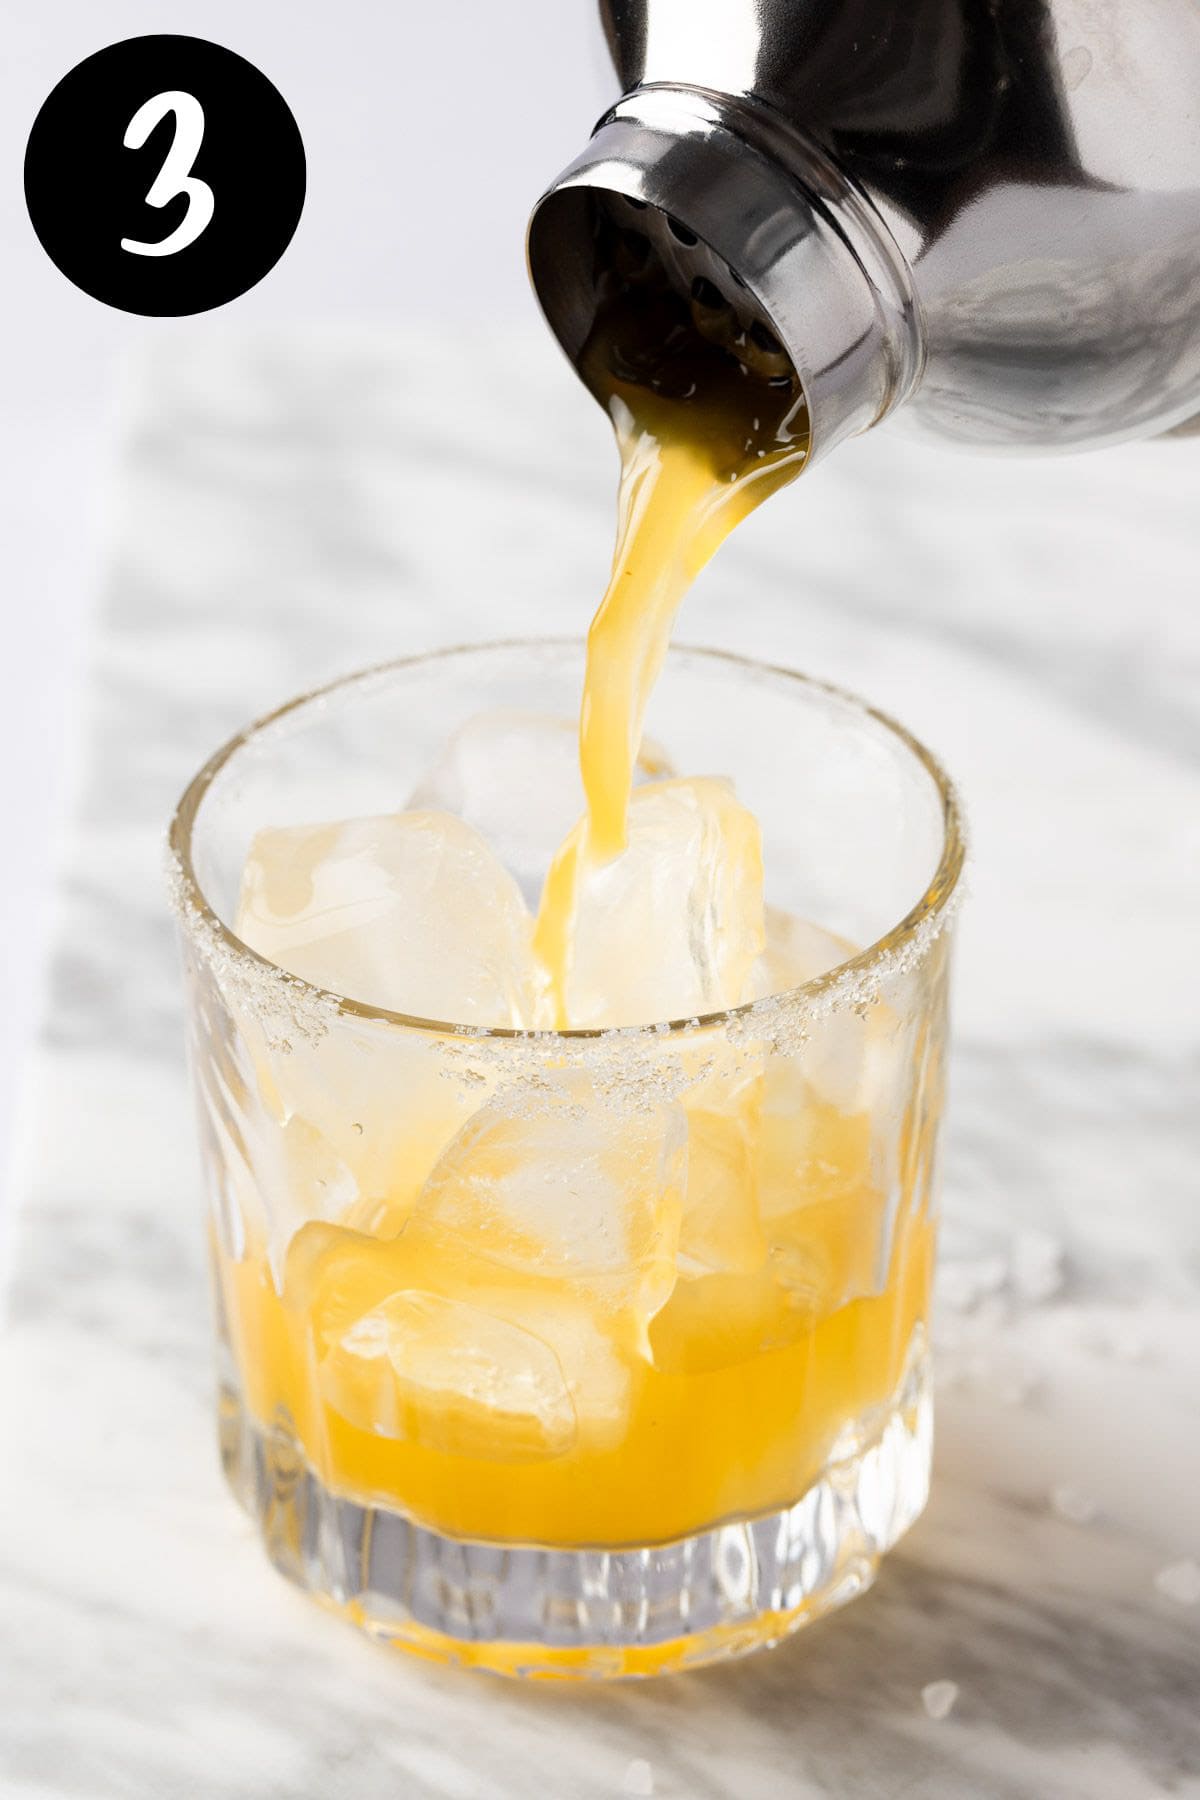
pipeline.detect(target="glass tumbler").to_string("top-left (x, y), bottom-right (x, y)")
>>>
top-left (168, 640), bottom-right (963, 1678)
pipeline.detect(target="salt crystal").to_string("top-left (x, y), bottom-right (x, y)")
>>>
top-left (1010, 1229), bottom-right (1064, 1304)
top-left (1154, 1559), bottom-right (1200, 1606)
top-left (921, 1680), bottom-right (959, 1721)
top-left (621, 1758), bottom-right (655, 1796)
top-left (1050, 1483), bottom-right (1098, 1525)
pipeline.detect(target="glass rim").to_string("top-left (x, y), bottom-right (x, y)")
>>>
top-left (168, 637), bottom-right (965, 1042)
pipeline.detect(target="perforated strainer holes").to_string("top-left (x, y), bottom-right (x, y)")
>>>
top-left (742, 318), bottom-right (795, 384)
top-left (587, 188), bottom-right (803, 411)
top-left (666, 215), bottom-right (699, 246)
top-left (615, 228), bottom-right (653, 279)
top-left (690, 275), bottom-right (728, 311)
top-left (687, 275), bottom-right (745, 364)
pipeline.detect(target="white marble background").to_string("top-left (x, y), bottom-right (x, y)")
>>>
top-left (1, 330), bottom-right (1198, 1799)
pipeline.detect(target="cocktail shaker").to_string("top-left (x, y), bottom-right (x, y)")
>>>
top-left (528, 1), bottom-right (1200, 463)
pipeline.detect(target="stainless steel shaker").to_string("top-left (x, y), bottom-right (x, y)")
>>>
top-left (527, 1), bottom-right (1200, 464)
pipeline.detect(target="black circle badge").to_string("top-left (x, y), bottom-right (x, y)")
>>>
top-left (24, 35), bottom-right (305, 316)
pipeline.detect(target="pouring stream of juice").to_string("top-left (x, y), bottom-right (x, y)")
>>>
top-left (533, 292), bottom-right (811, 1024)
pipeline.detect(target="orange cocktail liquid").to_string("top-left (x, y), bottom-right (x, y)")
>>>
top-left (213, 313), bottom-right (935, 1552)
top-left (223, 1147), bottom-right (932, 1546)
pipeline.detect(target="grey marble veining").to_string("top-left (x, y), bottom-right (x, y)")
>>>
top-left (2, 330), bottom-right (1198, 1799)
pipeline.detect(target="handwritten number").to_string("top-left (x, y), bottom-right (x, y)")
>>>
top-left (120, 90), bottom-right (214, 257)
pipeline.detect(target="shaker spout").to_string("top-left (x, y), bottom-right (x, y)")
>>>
top-left (529, 1), bottom-right (1200, 455)
top-left (527, 87), bottom-right (922, 468)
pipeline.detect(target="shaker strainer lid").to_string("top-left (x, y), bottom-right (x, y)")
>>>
top-left (528, 86), bottom-right (921, 464)
top-left (591, 189), bottom-right (799, 390)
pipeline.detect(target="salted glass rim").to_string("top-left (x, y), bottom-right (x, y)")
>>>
top-left (168, 638), bottom-right (965, 1042)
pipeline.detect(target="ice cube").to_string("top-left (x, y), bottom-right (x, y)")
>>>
top-left (408, 709), bottom-right (675, 906)
top-left (255, 1114), bottom-right (358, 1287)
top-left (475, 1284), bottom-right (632, 1451)
top-left (238, 1013), bottom-right (486, 1256)
top-left (237, 809), bottom-right (544, 1027)
top-left (679, 1085), bottom-right (765, 1277)
top-left (648, 1267), bottom-right (810, 1374)
top-left (319, 1289), bottom-right (577, 1461)
top-left (539, 777), bottom-right (765, 1028)
top-left (757, 1056), bottom-right (875, 1223)
top-left (756, 1063), bottom-right (886, 1313)
top-left (748, 901), bottom-right (906, 1120)
top-left (745, 907), bottom-right (852, 1000)
top-left (285, 1219), bottom-right (409, 1337)
top-left (802, 1001), bottom-right (905, 1117)
top-left (745, 908), bottom-right (895, 1168)
top-left (410, 1090), bottom-right (686, 1324)
top-left (293, 1221), bottom-right (633, 1455)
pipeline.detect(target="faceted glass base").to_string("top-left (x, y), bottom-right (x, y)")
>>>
top-left (218, 1337), bottom-right (931, 1680)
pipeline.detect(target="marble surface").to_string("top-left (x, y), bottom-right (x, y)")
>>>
top-left (2, 329), bottom-right (1199, 1799)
